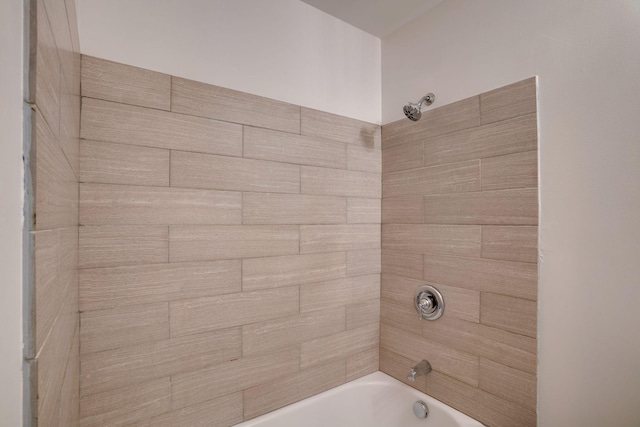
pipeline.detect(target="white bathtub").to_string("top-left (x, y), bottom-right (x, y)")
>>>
top-left (234, 371), bottom-right (484, 427)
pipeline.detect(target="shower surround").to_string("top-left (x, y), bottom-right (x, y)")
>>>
top-left (77, 56), bottom-right (381, 426)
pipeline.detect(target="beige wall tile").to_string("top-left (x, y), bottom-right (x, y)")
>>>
top-left (81, 98), bottom-right (243, 156)
top-left (300, 275), bottom-right (380, 313)
top-left (480, 77), bottom-right (537, 124)
top-left (81, 56), bottom-right (171, 110)
top-left (479, 358), bottom-right (537, 412)
top-left (382, 224), bottom-right (481, 257)
top-left (300, 324), bottom-right (379, 368)
top-left (79, 225), bottom-right (168, 269)
top-left (347, 143), bottom-right (381, 173)
top-left (481, 150), bottom-right (537, 191)
top-left (379, 347), bottom-right (426, 389)
top-left (380, 324), bottom-right (479, 386)
top-left (423, 189), bottom-right (538, 225)
top-left (346, 249), bottom-right (381, 276)
top-left (382, 141), bottom-right (423, 173)
top-left (80, 303), bottom-right (169, 355)
top-left (482, 226), bottom-right (538, 263)
top-left (381, 196), bottom-right (423, 224)
top-left (81, 328), bottom-right (241, 396)
top-left (481, 293), bottom-right (537, 338)
top-left (346, 298), bottom-right (380, 330)
top-left (381, 251), bottom-right (423, 280)
top-left (58, 327), bottom-right (80, 427)
top-left (301, 166), bottom-right (381, 198)
top-left (80, 183), bottom-right (242, 225)
top-left (244, 126), bottom-right (347, 169)
top-left (383, 160), bottom-right (480, 198)
top-left (171, 347), bottom-right (300, 409)
top-left (79, 260), bottom-right (241, 311)
top-left (346, 347), bottom-right (379, 381)
top-left (421, 315), bottom-right (536, 375)
top-left (347, 198), bottom-right (381, 224)
top-left (169, 225), bottom-right (299, 262)
top-left (65, 0), bottom-right (80, 54)
top-left (172, 77), bottom-right (300, 133)
top-left (42, 0), bottom-right (74, 92)
top-left (244, 360), bottom-right (346, 420)
top-left (80, 378), bottom-right (171, 427)
top-left (300, 224), bottom-right (380, 253)
top-left (80, 140), bottom-right (169, 186)
top-left (59, 88), bottom-right (80, 177)
top-left (34, 0), bottom-right (60, 136)
top-left (242, 252), bottom-right (346, 291)
top-left (171, 150), bottom-right (300, 194)
top-left (382, 97), bottom-right (480, 149)
top-left (148, 392), bottom-right (243, 427)
top-left (423, 254), bottom-right (538, 301)
top-left (169, 287), bottom-right (299, 337)
top-left (242, 307), bottom-right (345, 355)
top-left (423, 114), bottom-right (537, 167)
top-left (380, 298), bottom-right (423, 335)
top-left (301, 107), bottom-right (381, 148)
top-left (243, 193), bottom-right (346, 225)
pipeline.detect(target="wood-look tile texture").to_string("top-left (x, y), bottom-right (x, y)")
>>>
top-left (381, 79), bottom-right (538, 426)
top-left (79, 56), bottom-right (381, 425)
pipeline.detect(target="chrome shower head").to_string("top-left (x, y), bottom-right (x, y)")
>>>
top-left (403, 93), bottom-right (435, 121)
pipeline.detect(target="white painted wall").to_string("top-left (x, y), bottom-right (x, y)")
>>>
top-left (76, 0), bottom-right (381, 124)
top-left (0, 1), bottom-right (24, 425)
top-left (383, 1), bottom-right (640, 425)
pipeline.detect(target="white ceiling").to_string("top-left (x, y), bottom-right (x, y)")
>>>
top-left (299, 0), bottom-right (444, 38)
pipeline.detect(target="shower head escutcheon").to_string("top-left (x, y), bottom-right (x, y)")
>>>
top-left (403, 93), bottom-right (435, 121)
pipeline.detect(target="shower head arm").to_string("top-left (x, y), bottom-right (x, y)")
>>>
top-left (417, 94), bottom-right (435, 107)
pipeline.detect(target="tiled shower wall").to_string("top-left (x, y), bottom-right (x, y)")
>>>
top-left (380, 79), bottom-right (538, 427)
top-left (27, 0), bottom-right (81, 425)
top-left (78, 56), bottom-right (381, 426)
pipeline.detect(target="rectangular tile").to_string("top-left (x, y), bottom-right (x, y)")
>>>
top-left (59, 87), bottom-right (81, 177)
top-left (423, 114), bottom-right (537, 167)
top-left (480, 77), bottom-right (537, 124)
top-left (169, 286), bottom-right (299, 337)
top-left (171, 150), bottom-right (300, 193)
top-left (301, 107), bottom-right (381, 148)
top-left (242, 252), bottom-right (346, 291)
top-left (42, 0), bottom-right (74, 92)
top-left (383, 160), bottom-right (480, 198)
top-left (81, 56), bottom-right (171, 110)
top-left (148, 392), bottom-right (243, 427)
top-left (172, 77), bottom-right (300, 133)
top-left (347, 143), bottom-right (381, 173)
top-left (242, 307), bottom-right (345, 355)
top-left (301, 166), bottom-right (381, 198)
top-left (244, 360), bottom-right (346, 420)
top-left (346, 249), bottom-right (381, 276)
top-left (482, 226), bottom-right (538, 263)
top-left (423, 254), bottom-right (538, 301)
top-left (346, 347), bottom-right (379, 381)
top-left (34, 0), bottom-right (60, 136)
top-left (381, 196), bottom-right (423, 224)
top-left (81, 98), bottom-right (243, 156)
top-left (300, 324), bottom-right (379, 368)
top-left (479, 358), bottom-right (536, 413)
top-left (382, 97), bottom-right (480, 149)
top-left (423, 189), bottom-right (538, 225)
top-left (169, 225), bottom-right (299, 262)
top-left (380, 324), bottom-right (479, 386)
top-left (481, 150), bottom-right (537, 191)
top-left (381, 251), bottom-right (423, 280)
top-left (80, 140), bottom-right (169, 186)
top-left (347, 198), bottom-right (381, 224)
top-left (80, 303), bottom-right (168, 355)
top-left (171, 347), bottom-right (300, 409)
top-left (80, 183), bottom-right (242, 225)
top-left (244, 126), bottom-right (347, 169)
top-left (481, 293), bottom-right (537, 338)
top-left (79, 260), bottom-right (241, 311)
top-left (300, 224), bottom-right (380, 253)
top-left (346, 298), bottom-right (380, 330)
top-left (380, 298), bottom-right (423, 335)
top-left (80, 378), bottom-right (171, 427)
top-left (300, 274), bottom-right (380, 313)
top-left (80, 328), bottom-right (241, 396)
top-left (382, 224), bottom-right (481, 257)
top-left (243, 193), bottom-right (346, 225)
top-left (382, 141), bottom-right (423, 173)
top-left (58, 326), bottom-right (80, 427)
top-left (421, 315), bottom-right (536, 374)
top-left (79, 225), bottom-right (168, 269)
